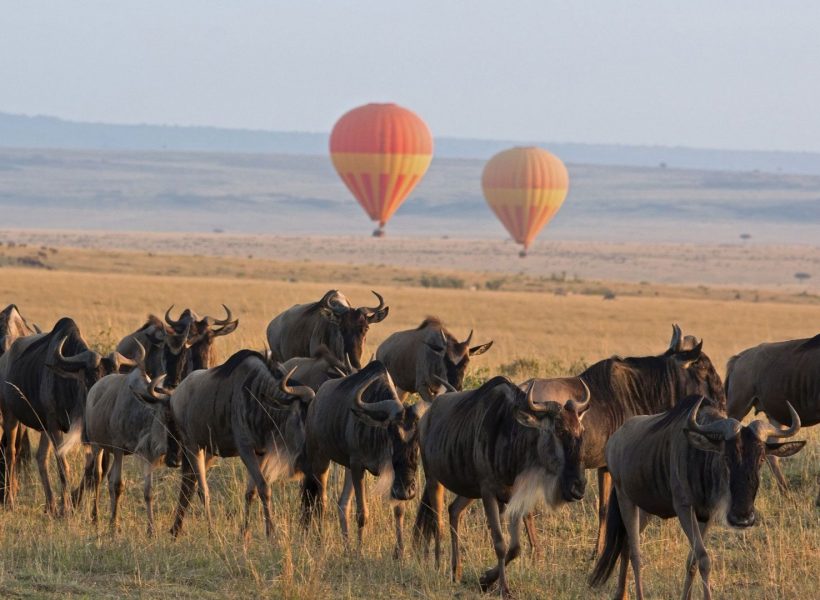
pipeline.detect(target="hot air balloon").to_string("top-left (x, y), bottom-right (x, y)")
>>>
top-left (330, 103), bottom-right (433, 237)
top-left (481, 147), bottom-right (569, 257)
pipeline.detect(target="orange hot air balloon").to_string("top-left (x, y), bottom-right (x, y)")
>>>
top-left (481, 147), bottom-right (569, 257)
top-left (330, 103), bottom-right (433, 236)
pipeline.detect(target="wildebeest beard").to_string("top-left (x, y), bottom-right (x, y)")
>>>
top-left (339, 310), bottom-right (370, 369)
top-left (387, 416), bottom-right (420, 501)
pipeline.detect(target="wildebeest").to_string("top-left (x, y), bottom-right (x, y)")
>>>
top-left (281, 344), bottom-right (353, 392)
top-left (171, 304), bottom-right (239, 371)
top-left (413, 376), bottom-right (590, 598)
top-left (59, 342), bottom-right (173, 534)
top-left (726, 335), bottom-right (820, 504)
top-left (0, 318), bottom-right (136, 513)
top-left (524, 326), bottom-right (725, 556)
top-left (301, 361), bottom-right (425, 558)
top-left (266, 290), bottom-right (388, 369)
top-left (376, 317), bottom-right (493, 402)
top-left (590, 396), bottom-right (804, 600)
top-left (148, 349), bottom-right (314, 538)
top-left (116, 314), bottom-right (181, 379)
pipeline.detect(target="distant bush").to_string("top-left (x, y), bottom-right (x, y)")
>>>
top-left (794, 272), bottom-right (811, 281)
top-left (603, 291), bottom-right (616, 300)
top-left (420, 274), bottom-right (465, 289)
top-left (485, 278), bottom-right (505, 291)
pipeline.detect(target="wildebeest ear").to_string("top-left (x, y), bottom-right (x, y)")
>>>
top-left (684, 430), bottom-right (723, 453)
top-left (212, 320), bottom-right (239, 337)
top-left (469, 341), bottom-right (493, 356)
top-left (367, 306), bottom-right (389, 324)
top-left (515, 409), bottom-right (553, 430)
top-left (351, 406), bottom-right (391, 428)
top-left (765, 440), bottom-right (806, 458)
top-left (674, 341), bottom-right (703, 368)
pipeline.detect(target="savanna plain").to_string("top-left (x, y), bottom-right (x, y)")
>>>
top-left (0, 243), bottom-right (818, 599)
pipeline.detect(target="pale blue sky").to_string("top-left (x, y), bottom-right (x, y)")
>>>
top-left (2, 1), bottom-right (819, 151)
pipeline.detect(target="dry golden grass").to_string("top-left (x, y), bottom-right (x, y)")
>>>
top-left (0, 254), bottom-right (818, 599)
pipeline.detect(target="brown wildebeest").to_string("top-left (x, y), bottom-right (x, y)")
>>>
top-left (266, 290), bottom-right (388, 369)
top-left (590, 396), bottom-right (804, 600)
top-left (376, 317), bottom-right (493, 403)
top-left (413, 376), bottom-right (590, 598)
top-left (281, 345), bottom-right (353, 392)
top-left (301, 360), bottom-right (426, 558)
top-left (116, 314), bottom-right (187, 380)
top-left (0, 318), bottom-right (137, 514)
top-left (149, 349), bottom-right (314, 538)
top-left (726, 334), bottom-right (820, 504)
top-left (543, 327), bottom-right (725, 557)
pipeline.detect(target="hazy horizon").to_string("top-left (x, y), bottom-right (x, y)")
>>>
top-left (3, 1), bottom-right (820, 153)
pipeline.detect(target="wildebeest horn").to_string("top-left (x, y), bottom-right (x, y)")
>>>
top-left (433, 375), bottom-right (457, 393)
top-left (352, 372), bottom-right (395, 416)
top-left (148, 374), bottom-right (170, 401)
top-left (52, 337), bottom-right (100, 370)
top-left (524, 381), bottom-right (563, 417)
top-left (669, 324), bottom-right (682, 353)
top-left (165, 305), bottom-right (182, 328)
top-left (755, 402), bottom-right (801, 439)
top-left (462, 329), bottom-right (474, 346)
top-left (320, 290), bottom-right (349, 315)
top-left (204, 304), bottom-right (233, 326)
top-left (570, 379), bottom-right (592, 414)
top-left (279, 366), bottom-right (315, 402)
top-left (345, 353), bottom-right (355, 373)
top-left (363, 290), bottom-right (385, 314)
top-left (32, 322), bottom-right (42, 334)
top-left (686, 397), bottom-right (742, 440)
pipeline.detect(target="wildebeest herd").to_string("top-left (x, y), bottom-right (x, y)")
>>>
top-left (0, 294), bottom-right (816, 599)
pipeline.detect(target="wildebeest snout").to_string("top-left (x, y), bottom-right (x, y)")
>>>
top-left (728, 510), bottom-right (756, 528)
top-left (391, 478), bottom-right (417, 501)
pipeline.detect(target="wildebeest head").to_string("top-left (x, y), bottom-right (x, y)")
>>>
top-left (50, 335), bottom-right (138, 388)
top-left (664, 325), bottom-right (726, 408)
top-left (685, 397), bottom-right (804, 528)
top-left (423, 321), bottom-right (493, 390)
top-left (0, 304), bottom-right (38, 356)
top-left (162, 318), bottom-right (192, 388)
top-left (318, 290), bottom-right (388, 369)
top-left (265, 364), bottom-right (316, 455)
top-left (185, 304), bottom-right (240, 370)
top-left (515, 380), bottom-right (591, 502)
top-left (350, 369), bottom-right (425, 501)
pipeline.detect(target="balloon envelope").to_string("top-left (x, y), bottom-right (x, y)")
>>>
top-left (481, 147), bottom-right (569, 254)
top-left (330, 103), bottom-right (433, 235)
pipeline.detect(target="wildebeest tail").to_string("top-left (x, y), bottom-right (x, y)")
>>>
top-left (412, 483), bottom-right (439, 550)
top-left (56, 417), bottom-right (84, 457)
top-left (300, 473), bottom-right (322, 527)
top-left (589, 487), bottom-right (626, 587)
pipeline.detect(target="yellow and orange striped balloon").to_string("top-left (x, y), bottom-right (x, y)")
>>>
top-left (330, 103), bottom-right (433, 236)
top-left (481, 147), bottom-right (569, 256)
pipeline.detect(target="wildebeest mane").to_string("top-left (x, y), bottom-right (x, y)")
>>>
top-left (212, 349), bottom-right (266, 380)
top-left (798, 333), bottom-right (820, 351)
top-left (416, 316), bottom-right (444, 330)
top-left (648, 394), bottom-right (721, 433)
top-left (135, 314), bottom-right (166, 333)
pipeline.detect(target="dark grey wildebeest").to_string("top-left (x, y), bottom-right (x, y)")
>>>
top-left (524, 328), bottom-right (725, 556)
top-left (116, 314), bottom-right (183, 379)
top-left (266, 290), bottom-right (388, 369)
top-left (0, 318), bottom-right (137, 514)
top-left (726, 334), bottom-right (820, 504)
top-left (413, 376), bottom-right (590, 598)
top-left (590, 395), bottom-right (804, 600)
top-left (376, 317), bottom-right (493, 403)
top-left (147, 349), bottom-right (314, 538)
top-left (59, 342), bottom-right (174, 534)
top-left (301, 360), bottom-right (425, 558)
top-left (281, 344), bottom-right (353, 392)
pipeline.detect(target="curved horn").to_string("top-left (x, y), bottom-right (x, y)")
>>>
top-left (52, 337), bottom-right (89, 366)
top-left (148, 374), bottom-right (170, 401)
top-left (208, 304), bottom-right (233, 325)
top-left (760, 402), bottom-right (801, 439)
top-left (32, 322), bottom-right (42, 334)
top-left (165, 305), bottom-right (181, 328)
top-left (523, 380), bottom-right (563, 417)
top-left (345, 353), bottom-right (355, 374)
top-left (132, 339), bottom-right (147, 368)
top-left (572, 378), bottom-right (592, 414)
top-left (353, 372), bottom-right (384, 412)
top-left (279, 366), bottom-right (315, 402)
top-left (321, 290), bottom-right (349, 315)
top-left (669, 324), bottom-right (682, 353)
top-left (433, 375), bottom-right (457, 393)
top-left (686, 397), bottom-right (741, 440)
top-left (461, 329), bottom-right (474, 346)
top-left (363, 290), bottom-right (385, 314)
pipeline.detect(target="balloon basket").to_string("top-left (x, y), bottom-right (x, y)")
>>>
top-left (372, 226), bottom-right (385, 238)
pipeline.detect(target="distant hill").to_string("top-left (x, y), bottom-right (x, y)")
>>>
top-left (3, 111), bottom-right (820, 175)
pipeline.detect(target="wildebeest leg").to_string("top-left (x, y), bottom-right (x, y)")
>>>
top-left (142, 460), bottom-right (155, 536)
top-left (71, 446), bottom-right (92, 508)
top-left (35, 432), bottom-right (57, 515)
top-left (350, 463), bottom-right (368, 549)
top-left (1, 420), bottom-right (20, 509)
top-left (337, 468), bottom-right (353, 544)
top-left (480, 509), bottom-right (524, 590)
top-left (238, 446), bottom-right (272, 539)
top-left (392, 503), bottom-right (405, 560)
top-left (523, 512), bottom-right (539, 560)
top-left (448, 495), bottom-right (473, 583)
top-left (192, 450), bottom-right (212, 533)
top-left (108, 450), bottom-right (124, 533)
top-left (52, 430), bottom-right (72, 517)
top-left (618, 491), bottom-right (645, 600)
top-left (479, 492), bottom-right (511, 598)
top-left (90, 447), bottom-right (104, 523)
top-left (594, 467), bottom-right (612, 558)
top-left (677, 506), bottom-right (711, 600)
top-left (765, 455), bottom-right (789, 493)
top-left (171, 455), bottom-right (197, 537)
